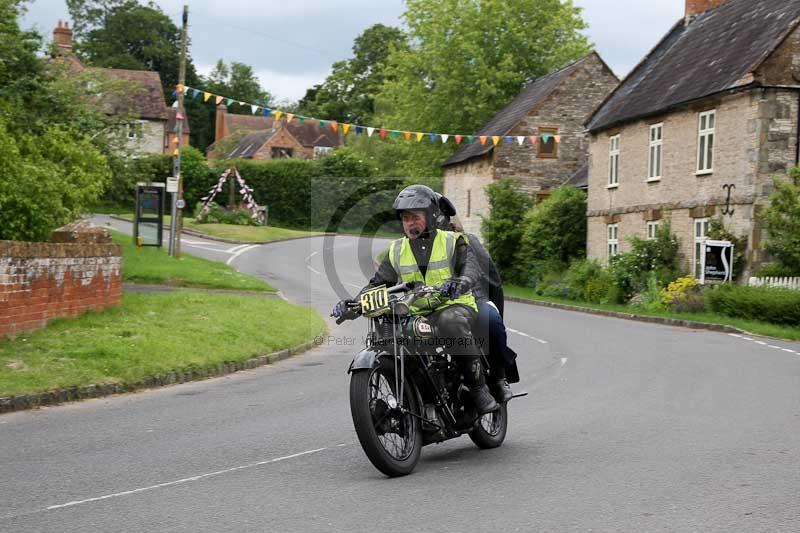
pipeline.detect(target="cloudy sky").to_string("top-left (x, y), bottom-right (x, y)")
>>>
top-left (22, 0), bottom-right (684, 103)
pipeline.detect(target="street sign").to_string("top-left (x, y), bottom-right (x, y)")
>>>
top-left (166, 177), bottom-right (179, 193)
top-left (176, 199), bottom-right (186, 209)
top-left (701, 239), bottom-right (734, 283)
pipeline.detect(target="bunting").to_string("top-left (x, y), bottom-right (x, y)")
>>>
top-left (177, 84), bottom-right (565, 149)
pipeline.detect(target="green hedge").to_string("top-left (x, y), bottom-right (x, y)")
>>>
top-left (706, 284), bottom-right (800, 326)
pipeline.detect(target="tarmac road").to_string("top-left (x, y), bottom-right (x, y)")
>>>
top-left (1, 217), bottom-right (799, 532)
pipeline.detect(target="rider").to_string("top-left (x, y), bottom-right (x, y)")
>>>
top-left (332, 184), bottom-right (499, 414)
top-left (434, 193), bottom-right (516, 403)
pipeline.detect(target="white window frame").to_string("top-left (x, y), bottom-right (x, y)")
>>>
top-left (608, 135), bottom-right (620, 188)
top-left (693, 218), bottom-right (709, 278)
top-left (607, 223), bottom-right (619, 259)
top-left (696, 110), bottom-right (715, 174)
top-left (646, 221), bottom-right (660, 240)
top-left (648, 123), bottom-right (663, 181)
top-left (126, 122), bottom-right (139, 140)
top-left (313, 146), bottom-right (333, 158)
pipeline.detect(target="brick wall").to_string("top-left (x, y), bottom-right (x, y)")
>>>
top-left (0, 226), bottom-right (122, 338)
top-left (254, 126), bottom-right (312, 160)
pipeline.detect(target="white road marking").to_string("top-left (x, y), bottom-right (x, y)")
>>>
top-left (783, 348), bottom-right (797, 354)
top-left (754, 341), bottom-right (768, 346)
top-left (46, 447), bottom-right (328, 511)
top-left (227, 243), bottom-right (251, 254)
top-left (728, 332), bottom-right (799, 356)
top-left (184, 244), bottom-right (236, 254)
top-left (727, 333), bottom-right (742, 338)
top-left (306, 264), bottom-right (322, 275)
top-left (767, 345), bottom-right (782, 350)
top-left (561, 357), bottom-right (567, 366)
top-left (305, 251), bottom-right (318, 262)
top-left (226, 245), bottom-right (258, 265)
top-left (507, 328), bottom-right (548, 344)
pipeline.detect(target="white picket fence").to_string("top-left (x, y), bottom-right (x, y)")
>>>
top-left (748, 277), bottom-right (800, 290)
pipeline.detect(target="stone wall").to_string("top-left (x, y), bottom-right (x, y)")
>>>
top-left (443, 154), bottom-right (494, 236)
top-left (125, 119), bottom-right (166, 155)
top-left (0, 224), bottom-right (122, 338)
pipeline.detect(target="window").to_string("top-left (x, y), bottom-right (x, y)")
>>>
top-left (646, 221), bottom-right (660, 240)
top-left (608, 134), bottom-right (620, 187)
top-left (126, 122), bottom-right (139, 140)
top-left (693, 218), bottom-right (709, 278)
top-left (648, 124), bottom-right (663, 180)
top-left (697, 110), bottom-right (715, 173)
top-left (271, 147), bottom-right (293, 159)
top-left (537, 127), bottom-right (559, 159)
top-left (313, 146), bottom-right (333, 158)
top-left (607, 224), bottom-right (619, 259)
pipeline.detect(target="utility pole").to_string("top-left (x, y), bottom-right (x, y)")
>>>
top-left (170, 4), bottom-right (188, 257)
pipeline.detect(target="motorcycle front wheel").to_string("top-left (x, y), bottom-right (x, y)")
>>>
top-left (349, 360), bottom-right (422, 477)
top-left (469, 403), bottom-right (508, 449)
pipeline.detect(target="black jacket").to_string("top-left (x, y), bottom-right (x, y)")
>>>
top-left (364, 229), bottom-right (480, 294)
top-left (465, 233), bottom-right (505, 317)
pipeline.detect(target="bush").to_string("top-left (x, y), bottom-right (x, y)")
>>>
top-left (706, 284), bottom-right (800, 326)
top-left (563, 259), bottom-right (614, 303)
top-left (516, 187), bottom-right (587, 282)
top-left (661, 275), bottom-right (705, 313)
top-left (762, 167), bottom-right (800, 275)
top-left (608, 222), bottom-right (682, 302)
top-left (196, 202), bottom-right (257, 226)
top-left (481, 179), bottom-right (533, 282)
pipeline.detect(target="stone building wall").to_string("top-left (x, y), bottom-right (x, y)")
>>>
top-left (0, 226), bottom-right (122, 338)
top-left (442, 155), bottom-right (494, 236)
top-left (125, 119), bottom-right (166, 155)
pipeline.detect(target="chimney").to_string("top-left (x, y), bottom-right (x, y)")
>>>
top-left (53, 20), bottom-right (73, 54)
top-left (215, 104), bottom-right (228, 142)
top-left (685, 0), bottom-right (729, 19)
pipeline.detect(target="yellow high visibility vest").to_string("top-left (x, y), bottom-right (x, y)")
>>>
top-left (388, 230), bottom-right (477, 315)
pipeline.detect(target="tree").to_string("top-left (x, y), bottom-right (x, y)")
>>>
top-left (377, 0), bottom-right (592, 133)
top-left (205, 59), bottom-right (272, 107)
top-left (481, 179), bottom-right (534, 281)
top-left (298, 24), bottom-right (407, 124)
top-left (762, 167), bottom-right (800, 274)
top-left (65, 0), bottom-right (126, 36)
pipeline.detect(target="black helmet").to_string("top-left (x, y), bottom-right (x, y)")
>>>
top-left (433, 192), bottom-right (457, 230)
top-left (393, 185), bottom-right (441, 230)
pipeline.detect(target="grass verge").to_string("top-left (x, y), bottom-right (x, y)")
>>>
top-left (0, 292), bottom-right (325, 396)
top-left (111, 230), bottom-right (274, 291)
top-left (505, 284), bottom-right (800, 342)
top-left (115, 214), bottom-right (324, 243)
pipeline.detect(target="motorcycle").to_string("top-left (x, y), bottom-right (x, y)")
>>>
top-left (334, 281), bottom-right (524, 477)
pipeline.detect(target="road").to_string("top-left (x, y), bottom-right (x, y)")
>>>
top-left (1, 217), bottom-right (799, 532)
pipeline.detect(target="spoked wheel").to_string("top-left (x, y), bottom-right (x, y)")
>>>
top-left (349, 360), bottom-right (422, 477)
top-left (469, 403), bottom-right (508, 449)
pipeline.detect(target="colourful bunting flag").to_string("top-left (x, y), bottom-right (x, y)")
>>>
top-left (428, 133), bottom-right (436, 143)
top-left (171, 100), bottom-right (179, 109)
top-left (176, 84), bottom-right (184, 93)
top-left (251, 105), bottom-right (259, 115)
top-left (356, 125), bottom-right (364, 135)
top-left (320, 120), bottom-right (327, 129)
top-left (215, 95), bottom-right (223, 105)
top-left (173, 148), bottom-right (179, 156)
top-left (529, 135), bottom-right (538, 145)
top-left (330, 121), bottom-right (338, 132)
top-left (555, 135), bottom-right (561, 143)
top-left (541, 134), bottom-right (551, 143)
top-left (390, 130), bottom-right (400, 139)
top-left (299, 116), bottom-right (306, 122)
top-left (379, 128), bottom-right (387, 140)
top-left (239, 101), bottom-right (246, 107)
top-left (441, 134), bottom-right (449, 144)
top-left (479, 136), bottom-right (488, 145)
top-left (226, 98), bottom-right (234, 106)
top-left (455, 135), bottom-right (463, 145)
top-left (415, 132), bottom-right (424, 142)
top-left (343, 123), bottom-right (351, 135)
top-left (516, 136), bottom-right (525, 146)
top-left (287, 113), bottom-right (294, 123)
top-left (467, 135), bottom-right (475, 144)
top-left (504, 136), bottom-right (512, 144)
top-left (176, 112), bottom-right (184, 120)
top-left (203, 92), bottom-right (211, 102)
top-left (275, 111), bottom-right (283, 121)
top-left (191, 89), bottom-right (201, 99)
top-left (404, 131), bottom-right (411, 141)
top-left (367, 127), bottom-right (375, 137)
top-left (171, 89), bottom-right (177, 98)
top-left (183, 86), bottom-right (190, 95)
top-left (262, 108), bottom-right (271, 116)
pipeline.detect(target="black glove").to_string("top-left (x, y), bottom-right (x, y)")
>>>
top-left (331, 300), bottom-right (351, 318)
top-left (440, 278), bottom-right (468, 299)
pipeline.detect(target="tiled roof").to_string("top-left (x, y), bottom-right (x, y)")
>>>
top-left (587, 0), bottom-right (800, 132)
top-left (443, 53), bottom-right (600, 167)
top-left (562, 163), bottom-right (588, 190)
top-left (224, 114), bottom-right (342, 147)
top-left (224, 129), bottom-right (280, 159)
top-left (91, 68), bottom-right (168, 121)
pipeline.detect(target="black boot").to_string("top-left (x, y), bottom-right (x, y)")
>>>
top-left (489, 365), bottom-right (513, 403)
top-left (464, 357), bottom-right (498, 414)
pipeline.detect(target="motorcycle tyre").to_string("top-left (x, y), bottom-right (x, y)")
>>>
top-left (349, 363), bottom-right (422, 477)
top-left (468, 403), bottom-right (508, 449)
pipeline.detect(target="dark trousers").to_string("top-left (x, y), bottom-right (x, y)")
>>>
top-left (476, 301), bottom-right (516, 369)
top-left (426, 304), bottom-right (485, 386)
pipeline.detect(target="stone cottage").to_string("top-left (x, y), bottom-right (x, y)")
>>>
top-left (51, 21), bottom-right (190, 155)
top-left (442, 52), bottom-right (619, 236)
top-left (208, 105), bottom-right (343, 160)
top-left (585, 0), bottom-right (800, 279)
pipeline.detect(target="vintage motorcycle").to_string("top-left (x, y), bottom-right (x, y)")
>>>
top-left (334, 282), bottom-right (523, 477)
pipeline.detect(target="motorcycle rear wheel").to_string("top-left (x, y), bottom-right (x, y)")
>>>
top-left (349, 361), bottom-right (422, 477)
top-left (468, 403), bottom-right (508, 449)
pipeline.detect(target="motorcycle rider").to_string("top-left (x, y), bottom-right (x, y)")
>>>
top-left (332, 184), bottom-right (499, 414)
top-left (434, 193), bottom-right (516, 403)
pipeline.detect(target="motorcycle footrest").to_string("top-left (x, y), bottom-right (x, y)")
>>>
top-left (510, 391), bottom-right (528, 399)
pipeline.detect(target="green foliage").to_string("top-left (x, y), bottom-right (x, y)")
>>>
top-left (608, 223), bottom-right (682, 302)
top-left (345, 134), bottom-right (451, 180)
top-left (197, 203), bottom-right (257, 226)
top-left (481, 179), bottom-right (533, 281)
top-left (104, 154), bottom-right (171, 207)
top-left (660, 275), bottom-right (705, 313)
top-left (762, 167), bottom-right (800, 275)
top-left (516, 187), bottom-right (587, 283)
top-left (708, 217), bottom-right (747, 280)
top-left (298, 24), bottom-right (407, 124)
top-left (0, 122), bottom-right (110, 241)
top-left (706, 284), bottom-right (800, 326)
top-left (205, 59), bottom-right (272, 107)
top-left (563, 259), bottom-right (615, 304)
top-left (377, 0), bottom-right (592, 134)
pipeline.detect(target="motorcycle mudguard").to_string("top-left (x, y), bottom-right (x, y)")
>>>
top-left (347, 347), bottom-right (389, 373)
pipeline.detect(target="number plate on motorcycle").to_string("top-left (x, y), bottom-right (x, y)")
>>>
top-left (360, 285), bottom-right (390, 317)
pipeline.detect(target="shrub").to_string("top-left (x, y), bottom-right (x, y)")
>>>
top-left (196, 202), bottom-right (257, 226)
top-left (562, 259), bottom-right (614, 303)
top-left (762, 167), bottom-right (800, 275)
top-left (661, 275), bottom-right (705, 313)
top-left (516, 187), bottom-right (587, 282)
top-left (481, 179), bottom-right (533, 282)
top-left (706, 284), bottom-right (800, 326)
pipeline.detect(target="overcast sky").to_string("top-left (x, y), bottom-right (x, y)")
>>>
top-left (22, 0), bottom-right (684, 103)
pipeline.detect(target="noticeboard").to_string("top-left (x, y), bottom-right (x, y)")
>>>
top-left (701, 239), bottom-right (734, 283)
